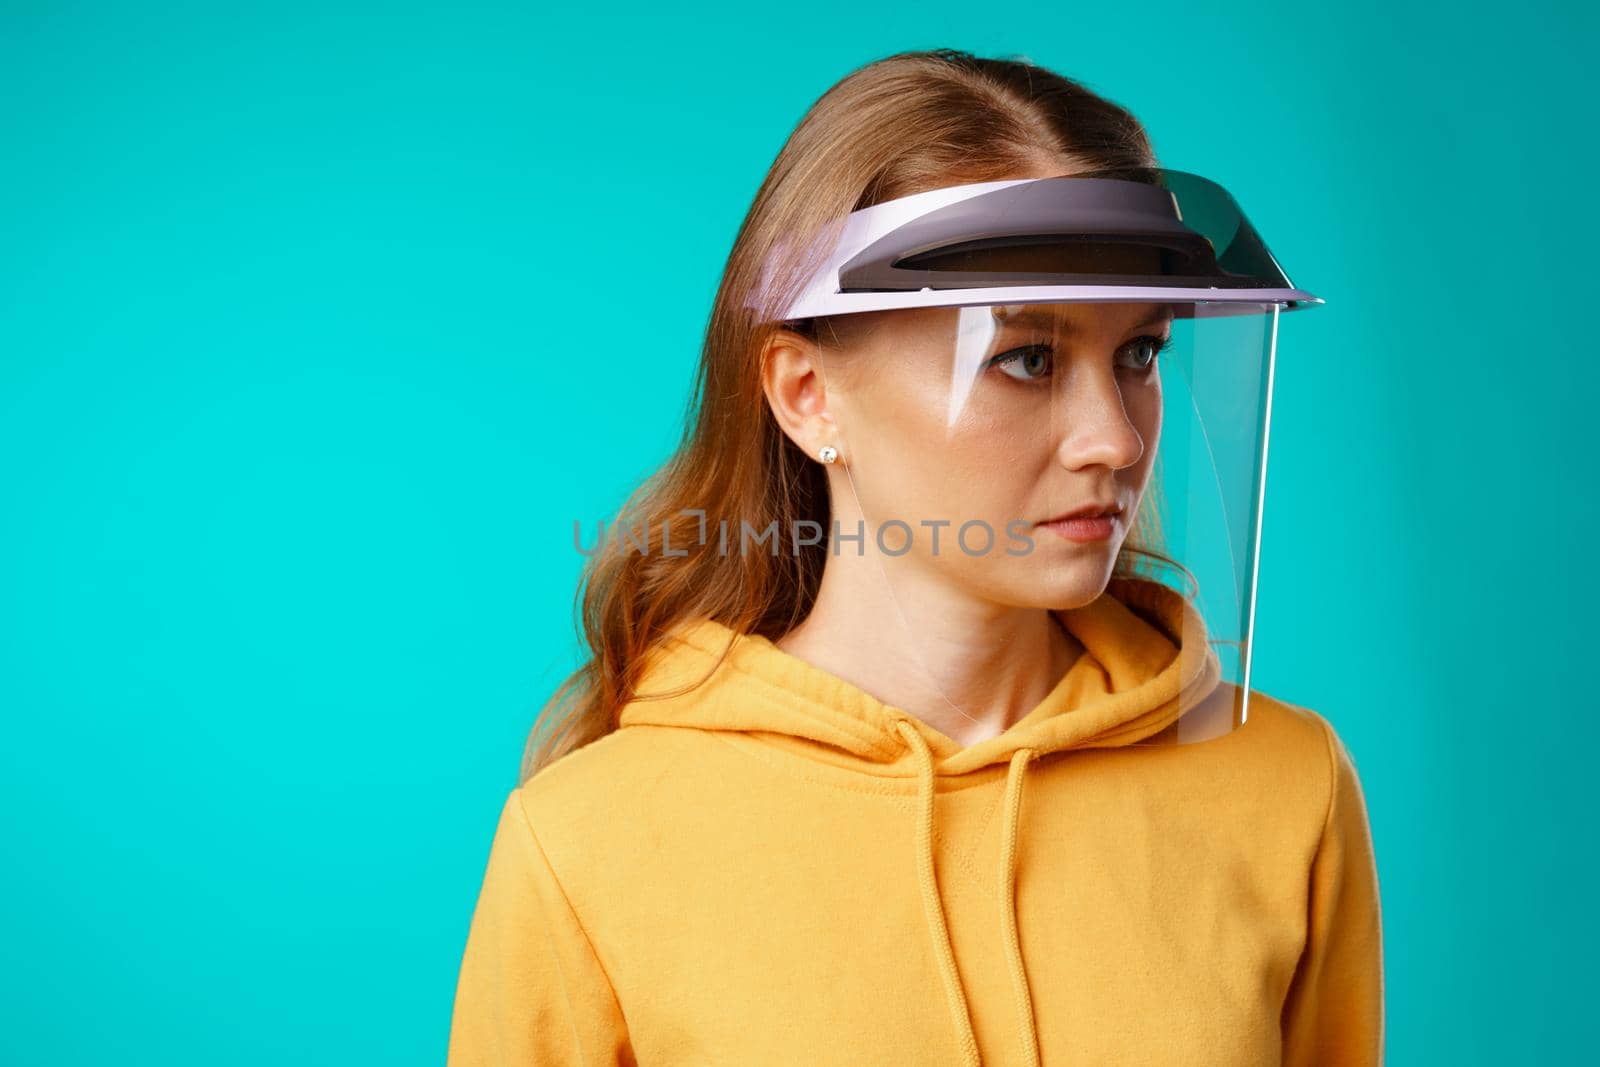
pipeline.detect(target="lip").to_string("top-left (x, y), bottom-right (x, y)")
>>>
top-left (1038, 502), bottom-right (1122, 543)
top-left (1040, 502), bottom-right (1122, 524)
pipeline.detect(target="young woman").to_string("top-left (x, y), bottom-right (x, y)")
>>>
top-left (447, 49), bottom-right (1383, 1066)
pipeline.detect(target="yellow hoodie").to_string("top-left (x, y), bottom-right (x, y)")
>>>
top-left (447, 577), bottom-right (1383, 1065)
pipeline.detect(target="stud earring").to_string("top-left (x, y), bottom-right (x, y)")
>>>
top-left (818, 445), bottom-right (839, 464)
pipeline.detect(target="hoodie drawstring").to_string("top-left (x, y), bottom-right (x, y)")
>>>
top-left (1000, 746), bottom-right (1041, 1067)
top-left (892, 718), bottom-right (1041, 1067)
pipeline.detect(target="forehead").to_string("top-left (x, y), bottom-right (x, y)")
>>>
top-left (988, 302), bottom-right (1175, 332)
top-left (831, 300), bottom-right (1176, 352)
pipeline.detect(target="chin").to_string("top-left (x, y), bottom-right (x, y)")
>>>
top-left (1033, 577), bottom-right (1112, 612)
top-left (969, 558), bottom-right (1115, 613)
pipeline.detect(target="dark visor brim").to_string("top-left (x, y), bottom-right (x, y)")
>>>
top-left (836, 168), bottom-right (1298, 295)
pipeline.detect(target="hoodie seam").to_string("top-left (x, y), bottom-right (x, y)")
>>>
top-left (1311, 711), bottom-right (1340, 857)
top-left (511, 787), bottom-right (631, 1023)
top-left (960, 788), bottom-right (1004, 882)
top-left (949, 794), bottom-right (1006, 907)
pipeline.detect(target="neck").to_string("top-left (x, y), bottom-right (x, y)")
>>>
top-left (775, 547), bottom-right (1086, 749)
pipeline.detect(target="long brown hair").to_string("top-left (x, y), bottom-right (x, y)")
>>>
top-left (521, 48), bottom-right (1181, 785)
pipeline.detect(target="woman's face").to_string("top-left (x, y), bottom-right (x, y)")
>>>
top-left (820, 300), bottom-right (1169, 610)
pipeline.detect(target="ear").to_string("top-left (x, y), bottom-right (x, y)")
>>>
top-left (760, 327), bottom-right (837, 457)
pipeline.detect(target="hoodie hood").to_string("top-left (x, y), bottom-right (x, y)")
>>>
top-left (617, 575), bottom-right (1222, 1067)
top-left (618, 576), bottom-right (1221, 771)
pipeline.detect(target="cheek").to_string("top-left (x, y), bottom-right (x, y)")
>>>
top-left (845, 383), bottom-right (1031, 522)
top-left (836, 383), bottom-right (949, 510)
top-left (928, 406), bottom-right (1045, 522)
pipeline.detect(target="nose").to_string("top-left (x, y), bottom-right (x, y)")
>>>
top-left (1051, 364), bottom-right (1147, 471)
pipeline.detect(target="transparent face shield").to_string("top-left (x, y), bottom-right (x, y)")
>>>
top-left (755, 168), bottom-right (1314, 744)
top-left (806, 297), bottom-right (1281, 744)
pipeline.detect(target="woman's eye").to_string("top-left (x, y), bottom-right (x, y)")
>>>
top-left (1116, 334), bottom-right (1169, 373)
top-left (990, 344), bottom-right (1053, 382)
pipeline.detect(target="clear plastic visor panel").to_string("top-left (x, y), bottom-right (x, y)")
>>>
top-left (812, 300), bottom-right (1281, 744)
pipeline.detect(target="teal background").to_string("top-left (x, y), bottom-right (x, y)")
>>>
top-left (3, 2), bottom-right (1593, 1062)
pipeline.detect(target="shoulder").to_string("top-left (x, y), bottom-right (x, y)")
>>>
top-left (1237, 687), bottom-right (1364, 786)
top-left (1221, 686), bottom-right (1371, 845)
top-left (516, 723), bottom-right (692, 826)
top-left (505, 723), bottom-right (727, 889)
top-left (1248, 688), bottom-right (1374, 827)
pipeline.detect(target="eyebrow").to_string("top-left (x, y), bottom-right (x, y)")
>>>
top-left (992, 305), bottom-right (1175, 333)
